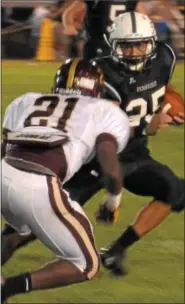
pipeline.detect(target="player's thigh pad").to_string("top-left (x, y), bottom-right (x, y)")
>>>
top-left (123, 159), bottom-right (185, 212)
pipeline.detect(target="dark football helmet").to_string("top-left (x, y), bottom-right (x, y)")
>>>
top-left (52, 58), bottom-right (105, 98)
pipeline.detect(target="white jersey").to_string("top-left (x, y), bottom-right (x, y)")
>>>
top-left (3, 93), bottom-right (130, 183)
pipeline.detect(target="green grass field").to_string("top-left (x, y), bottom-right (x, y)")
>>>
top-left (2, 61), bottom-right (184, 304)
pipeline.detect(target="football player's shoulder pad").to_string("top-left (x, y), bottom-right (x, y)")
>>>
top-left (157, 42), bottom-right (176, 71)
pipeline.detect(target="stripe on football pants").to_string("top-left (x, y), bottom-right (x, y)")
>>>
top-left (47, 176), bottom-right (100, 279)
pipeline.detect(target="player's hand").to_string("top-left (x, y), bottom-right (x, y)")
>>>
top-left (155, 112), bottom-right (173, 128)
top-left (173, 112), bottom-right (184, 125)
top-left (147, 113), bottom-right (173, 135)
top-left (96, 203), bottom-right (119, 224)
top-left (62, 0), bottom-right (86, 35)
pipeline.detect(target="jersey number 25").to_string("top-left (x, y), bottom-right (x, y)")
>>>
top-left (126, 86), bottom-right (165, 127)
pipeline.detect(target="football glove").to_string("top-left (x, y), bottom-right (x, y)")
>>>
top-left (96, 203), bottom-right (119, 224)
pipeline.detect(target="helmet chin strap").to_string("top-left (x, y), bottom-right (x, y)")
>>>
top-left (103, 33), bottom-right (112, 48)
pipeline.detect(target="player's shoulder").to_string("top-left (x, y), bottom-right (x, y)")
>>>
top-left (5, 92), bottom-right (43, 118)
top-left (97, 99), bottom-right (130, 146)
top-left (94, 57), bottom-right (122, 102)
top-left (95, 56), bottom-right (121, 83)
top-left (98, 98), bottom-right (127, 120)
top-left (157, 42), bottom-right (176, 69)
top-left (23, 92), bottom-right (43, 101)
top-left (11, 92), bottom-right (42, 107)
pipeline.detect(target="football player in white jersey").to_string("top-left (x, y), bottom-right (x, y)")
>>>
top-left (1, 58), bottom-right (130, 302)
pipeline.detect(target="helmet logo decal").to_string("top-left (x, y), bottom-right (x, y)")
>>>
top-left (79, 77), bottom-right (96, 90)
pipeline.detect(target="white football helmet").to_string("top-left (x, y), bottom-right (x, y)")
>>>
top-left (106, 12), bottom-right (157, 71)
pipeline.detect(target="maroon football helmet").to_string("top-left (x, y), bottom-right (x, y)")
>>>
top-left (52, 58), bottom-right (105, 98)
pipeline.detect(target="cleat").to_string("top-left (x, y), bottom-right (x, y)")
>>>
top-left (100, 247), bottom-right (128, 276)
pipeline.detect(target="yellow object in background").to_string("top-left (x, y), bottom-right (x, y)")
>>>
top-left (36, 18), bottom-right (55, 61)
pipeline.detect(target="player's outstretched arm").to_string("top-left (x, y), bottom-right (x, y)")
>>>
top-left (95, 134), bottom-right (122, 224)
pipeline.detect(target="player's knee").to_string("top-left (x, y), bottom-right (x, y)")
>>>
top-left (156, 167), bottom-right (185, 212)
top-left (170, 178), bottom-right (185, 212)
top-left (82, 250), bottom-right (100, 280)
top-left (67, 249), bottom-right (100, 280)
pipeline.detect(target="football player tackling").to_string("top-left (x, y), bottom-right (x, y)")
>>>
top-left (2, 8), bottom-right (184, 283)
top-left (1, 59), bottom-right (130, 302)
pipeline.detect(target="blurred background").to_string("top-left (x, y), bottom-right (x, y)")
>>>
top-left (1, 0), bottom-right (185, 61)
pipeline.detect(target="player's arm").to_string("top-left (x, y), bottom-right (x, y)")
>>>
top-left (147, 44), bottom-right (183, 135)
top-left (146, 113), bottom-right (173, 136)
top-left (95, 134), bottom-right (122, 223)
top-left (96, 134), bottom-right (122, 197)
top-left (95, 105), bottom-right (130, 224)
top-left (162, 44), bottom-right (184, 124)
top-left (62, 0), bottom-right (86, 35)
top-left (146, 84), bottom-right (184, 135)
top-left (164, 84), bottom-right (184, 124)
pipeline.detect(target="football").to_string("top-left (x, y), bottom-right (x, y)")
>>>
top-left (161, 86), bottom-right (184, 118)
